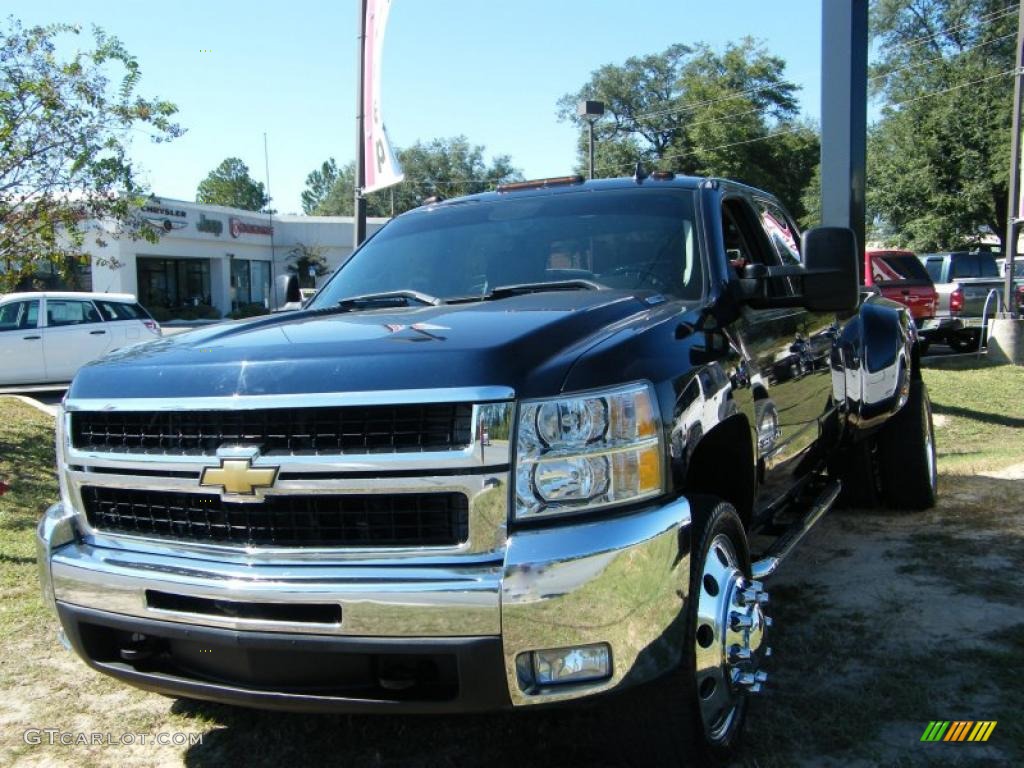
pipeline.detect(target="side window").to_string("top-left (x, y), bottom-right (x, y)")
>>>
top-left (22, 300), bottom-right (39, 329)
top-left (723, 197), bottom-right (793, 297)
top-left (97, 301), bottom-right (145, 321)
top-left (924, 258), bottom-right (943, 282)
top-left (756, 199), bottom-right (801, 267)
top-left (46, 300), bottom-right (102, 327)
top-left (0, 302), bottom-right (25, 331)
top-left (0, 301), bottom-right (39, 331)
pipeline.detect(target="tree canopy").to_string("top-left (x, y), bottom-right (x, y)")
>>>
top-left (868, 0), bottom-right (1016, 251)
top-left (0, 18), bottom-right (182, 291)
top-left (195, 157), bottom-right (268, 211)
top-left (557, 38), bottom-right (819, 220)
top-left (304, 137), bottom-right (522, 217)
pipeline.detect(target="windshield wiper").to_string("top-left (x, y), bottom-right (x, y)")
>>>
top-left (479, 280), bottom-right (604, 300)
top-left (337, 290), bottom-right (444, 310)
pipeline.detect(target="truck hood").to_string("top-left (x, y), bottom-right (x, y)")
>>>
top-left (68, 291), bottom-right (663, 401)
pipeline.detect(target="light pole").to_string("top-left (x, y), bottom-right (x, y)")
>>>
top-left (577, 100), bottom-right (605, 180)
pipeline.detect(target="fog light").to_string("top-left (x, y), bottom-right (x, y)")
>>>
top-left (532, 643), bottom-right (611, 685)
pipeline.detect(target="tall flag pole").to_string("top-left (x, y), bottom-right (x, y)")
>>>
top-left (355, 0), bottom-right (404, 250)
top-left (354, 0), bottom-right (367, 248)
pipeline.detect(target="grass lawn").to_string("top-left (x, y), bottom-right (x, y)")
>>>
top-left (2, 362), bottom-right (1023, 767)
top-left (922, 363), bottom-right (1024, 471)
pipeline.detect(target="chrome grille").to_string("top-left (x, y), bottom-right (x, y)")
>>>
top-left (81, 486), bottom-right (469, 548)
top-left (70, 404), bottom-right (474, 456)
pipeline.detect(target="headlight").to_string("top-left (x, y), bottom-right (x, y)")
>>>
top-left (515, 382), bottom-right (664, 520)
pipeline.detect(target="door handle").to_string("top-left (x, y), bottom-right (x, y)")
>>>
top-left (23, 335), bottom-right (41, 340)
top-left (90, 330), bottom-right (107, 335)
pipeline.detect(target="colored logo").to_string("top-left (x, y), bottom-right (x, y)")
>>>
top-left (200, 459), bottom-right (277, 497)
top-left (229, 217), bottom-right (274, 238)
top-left (920, 721), bottom-right (997, 742)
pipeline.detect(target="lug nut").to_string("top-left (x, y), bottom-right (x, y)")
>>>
top-left (728, 645), bottom-right (752, 663)
top-left (764, 646), bottom-right (773, 658)
top-left (764, 616), bottom-right (773, 628)
top-left (730, 612), bottom-right (754, 630)
top-left (739, 588), bottom-right (771, 606)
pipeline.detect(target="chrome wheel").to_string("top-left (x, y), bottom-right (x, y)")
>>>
top-left (924, 397), bottom-right (937, 493)
top-left (693, 534), bottom-right (771, 743)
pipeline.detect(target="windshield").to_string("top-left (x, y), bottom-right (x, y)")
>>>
top-left (312, 189), bottom-right (703, 306)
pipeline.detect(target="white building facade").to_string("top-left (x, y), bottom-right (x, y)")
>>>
top-left (85, 197), bottom-right (387, 317)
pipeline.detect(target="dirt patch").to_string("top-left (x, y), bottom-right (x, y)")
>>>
top-left (739, 471), bottom-right (1024, 766)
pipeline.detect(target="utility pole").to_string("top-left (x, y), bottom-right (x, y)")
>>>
top-left (820, 0), bottom-right (868, 284)
top-left (353, 0), bottom-right (367, 249)
top-left (1004, 1), bottom-right (1024, 317)
top-left (264, 132), bottom-right (277, 308)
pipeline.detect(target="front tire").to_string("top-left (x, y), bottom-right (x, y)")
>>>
top-left (877, 379), bottom-right (937, 510)
top-left (621, 498), bottom-right (766, 765)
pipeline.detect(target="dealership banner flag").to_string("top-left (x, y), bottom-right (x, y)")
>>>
top-left (363, 0), bottom-right (404, 194)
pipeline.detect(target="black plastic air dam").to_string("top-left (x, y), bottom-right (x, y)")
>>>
top-left (57, 603), bottom-right (511, 714)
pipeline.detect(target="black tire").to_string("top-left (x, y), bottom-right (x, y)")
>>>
top-left (828, 438), bottom-right (882, 509)
top-left (949, 331), bottom-right (980, 353)
top-left (877, 379), bottom-right (937, 510)
top-left (613, 498), bottom-right (752, 766)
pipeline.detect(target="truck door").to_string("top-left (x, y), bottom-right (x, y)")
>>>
top-left (723, 195), bottom-right (836, 510)
top-left (42, 298), bottom-right (111, 382)
top-left (0, 299), bottom-right (44, 385)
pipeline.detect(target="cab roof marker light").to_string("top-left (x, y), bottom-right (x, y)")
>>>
top-left (497, 175), bottom-right (584, 193)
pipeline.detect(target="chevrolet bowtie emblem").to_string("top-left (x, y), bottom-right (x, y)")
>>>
top-left (200, 459), bottom-right (278, 496)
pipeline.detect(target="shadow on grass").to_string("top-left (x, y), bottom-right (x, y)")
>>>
top-left (931, 403), bottom-right (1024, 429)
top-left (175, 697), bottom-right (647, 768)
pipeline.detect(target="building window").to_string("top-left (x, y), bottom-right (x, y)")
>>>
top-left (231, 259), bottom-right (271, 309)
top-left (137, 257), bottom-right (212, 310)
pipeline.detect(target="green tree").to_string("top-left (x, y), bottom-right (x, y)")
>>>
top-left (868, 0), bottom-right (1015, 251)
top-left (301, 158), bottom-right (339, 214)
top-left (0, 18), bottom-right (183, 292)
top-left (558, 39), bottom-right (819, 219)
top-left (306, 136), bottom-right (522, 217)
top-left (286, 241), bottom-right (330, 287)
top-left (196, 157), bottom-right (268, 211)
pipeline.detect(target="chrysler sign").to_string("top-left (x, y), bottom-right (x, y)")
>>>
top-left (229, 217), bottom-right (274, 238)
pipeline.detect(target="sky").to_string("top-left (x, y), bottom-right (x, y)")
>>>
top-left (6, 0), bottom-right (824, 214)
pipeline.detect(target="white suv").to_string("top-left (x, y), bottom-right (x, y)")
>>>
top-left (0, 292), bottom-right (161, 387)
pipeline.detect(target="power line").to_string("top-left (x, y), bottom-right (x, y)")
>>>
top-left (882, 67), bottom-right (1015, 108)
top-left (870, 31), bottom-right (1015, 84)
top-left (887, 4), bottom-right (1016, 53)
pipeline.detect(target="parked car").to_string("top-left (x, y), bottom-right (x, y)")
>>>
top-left (0, 292), bottom-right (160, 387)
top-left (865, 249), bottom-right (939, 351)
top-left (918, 251), bottom-right (1003, 351)
top-left (37, 174), bottom-right (933, 763)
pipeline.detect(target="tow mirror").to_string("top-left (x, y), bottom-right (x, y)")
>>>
top-left (739, 226), bottom-right (859, 312)
top-left (801, 226), bottom-right (859, 312)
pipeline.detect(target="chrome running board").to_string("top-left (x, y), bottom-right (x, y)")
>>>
top-left (751, 479), bottom-right (841, 580)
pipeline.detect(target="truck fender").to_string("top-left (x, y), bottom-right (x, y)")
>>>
top-left (836, 297), bottom-right (914, 431)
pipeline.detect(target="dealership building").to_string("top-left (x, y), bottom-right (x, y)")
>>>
top-left (83, 197), bottom-right (388, 316)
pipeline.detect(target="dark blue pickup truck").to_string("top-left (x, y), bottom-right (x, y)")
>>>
top-left (37, 172), bottom-right (935, 763)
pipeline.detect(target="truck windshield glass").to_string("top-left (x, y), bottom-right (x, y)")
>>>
top-left (312, 190), bottom-right (703, 306)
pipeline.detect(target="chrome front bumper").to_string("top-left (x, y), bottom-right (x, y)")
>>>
top-left (38, 497), bottom-right (692, 710)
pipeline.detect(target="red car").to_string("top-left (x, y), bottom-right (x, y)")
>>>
top-left (865, 249), bottom-right (940, 350)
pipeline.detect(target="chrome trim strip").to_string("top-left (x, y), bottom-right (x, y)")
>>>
top-left (51, 544), bottom-right (502, 636)
top-left (64, 386), bottom-right (515, 412)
